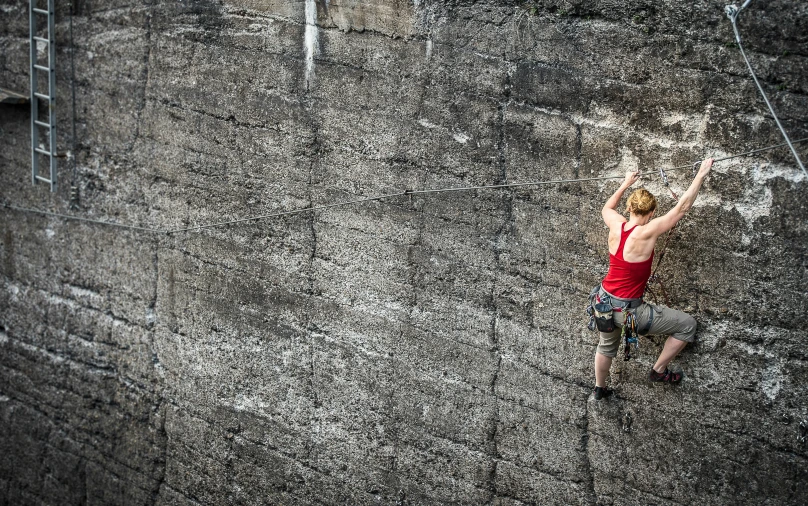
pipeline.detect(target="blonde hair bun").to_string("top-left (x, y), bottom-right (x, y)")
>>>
top-left (627, 188), bottom-right (657, 216)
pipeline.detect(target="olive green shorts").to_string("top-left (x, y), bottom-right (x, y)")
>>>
top-left (597, 302), bottom-right (697, 358)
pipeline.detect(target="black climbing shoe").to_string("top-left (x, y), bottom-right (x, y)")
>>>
top-left (594, 386), bottom-right (613, 400)
top-left (649, 368), bottom-right (682, 384)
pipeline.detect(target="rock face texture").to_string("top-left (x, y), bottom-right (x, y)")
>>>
top-left (1, 0), bottom-right (807, 504)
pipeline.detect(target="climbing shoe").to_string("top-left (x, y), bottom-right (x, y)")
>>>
top-left (648, 368), bottom-right (682, 384)
top-left (594, 386), bottom-right (613, 400)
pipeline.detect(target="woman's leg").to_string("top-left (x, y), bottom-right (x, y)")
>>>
top-left (595, 352), bottom-right (613, 388)
top-left (641, 304), bottom-right (697, 375)
top-left (653, 337), bottom-right (688, 373)
top-left (594, 321), bottom-right (622, 388)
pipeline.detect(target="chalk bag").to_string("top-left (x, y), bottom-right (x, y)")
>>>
top-left (594, 302), bottom-right (615, 333)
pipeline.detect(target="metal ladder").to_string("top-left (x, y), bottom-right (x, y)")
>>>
top-left (30, 0), bottom-right (57, 192)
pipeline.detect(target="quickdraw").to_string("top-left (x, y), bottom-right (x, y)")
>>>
top-left (658, 167), bottom-right (669, 186)
top-left (622, 311), bottom-right (640, 361)
top-left (658, 167), bottom-right (679, 200)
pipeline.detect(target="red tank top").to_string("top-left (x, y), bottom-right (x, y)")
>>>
top-left (602, 223), bottom-right (654, 299)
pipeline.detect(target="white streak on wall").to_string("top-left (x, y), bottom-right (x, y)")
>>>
top-left (693, 162), bottom-right (805, 225)
top-left (426, 39), bottom-right (433, 60)
top-left (733, 185), bottom-right (773, 223)
top-left (304, 0), bottom-right (318, 90)
top-left (232, 394), bottom-right (271, 413)
top-left (452, 132), bottom-right (471, 144)
top-left (761, 361), bottom-right (783, 401)
top-left (612, 147), bottom-right (640, 175)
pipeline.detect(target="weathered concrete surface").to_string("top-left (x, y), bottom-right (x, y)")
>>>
top-left (1, 0), bottom-right (807, 504)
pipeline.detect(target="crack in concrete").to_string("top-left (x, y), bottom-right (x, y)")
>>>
top-left (126, 1), bottom-right (154, 155)
top-left (302, 69), bottom-right (323, 474)
top-left (151, 96), bottom-right (293, 135)
top-left (581, 399), bottom-right (598, 505)
top-left (146, 232), bottom-right (166, 505)
top-left (149, 398), bottom-right (168, 506)
top-left (484, 74), bottom-right (512, 502)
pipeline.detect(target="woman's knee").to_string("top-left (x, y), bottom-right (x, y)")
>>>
top-left (674, 315), bottom-right (697, 342)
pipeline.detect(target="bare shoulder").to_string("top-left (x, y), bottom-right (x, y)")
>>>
top-left (607, 218), bottom-right (627, 244)
top-left (602, 207), bottom-right (627, 230)
top-left (609, 219), bottom-right (626, 235)
top-left (630, 222), bottom-right (658, 240)
top-left (640, 215), bottom-right (672, 238)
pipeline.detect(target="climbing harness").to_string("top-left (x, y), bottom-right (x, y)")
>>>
top-left (726, 2), bottom-right (807, 177)
top-left (586, 286), bottom-right (649, 360)
top-left (586, 284), bottom-right (599, 331)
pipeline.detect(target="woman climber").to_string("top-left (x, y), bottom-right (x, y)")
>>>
top-left (592, 159), bottom-right (713, 400)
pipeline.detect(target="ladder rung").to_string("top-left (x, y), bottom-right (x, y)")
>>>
top-left (33, 92), bottom-right (52, 101)
top-left (33, 36), bottom-right (51, 44)
top-left (33, 65), bottom-right (52, 72)
top-left (34, 120), bottom-right (52, 129)
top-left (32, 8), bottom-right (50, 15)
top-left (34, 148), bottom-right (53, 156)
top-left (35, 175), bottom-right (53, 184)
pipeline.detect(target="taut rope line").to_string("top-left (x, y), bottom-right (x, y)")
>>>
top-left (2, 139), bottom-right (806, 235)
top-left (725, 1), bottom-right (807, 177)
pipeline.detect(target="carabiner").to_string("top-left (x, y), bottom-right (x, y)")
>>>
top-left (659, 167), bottom-right (669, 186)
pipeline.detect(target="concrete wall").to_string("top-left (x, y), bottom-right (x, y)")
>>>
top-left (1, 1), bottom-right (807, 504)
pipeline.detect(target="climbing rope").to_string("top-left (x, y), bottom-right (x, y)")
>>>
top-left (2, 139), bottom-right (806, 235)
top-left (726, 1), bottom-right (807, 177)
top-left (645, 208), bottom-right (678, 306)
top-left (643, 163), bottom-right (683, 306)
top-left (162, 138), bottom-right (808, 234)
top-left (1, 203), bottom-right (158, 233)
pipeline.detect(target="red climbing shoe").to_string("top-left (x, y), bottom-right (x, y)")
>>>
top-left (648, 368), bottom-right (682, 384)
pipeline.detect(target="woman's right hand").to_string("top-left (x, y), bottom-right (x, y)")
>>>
top-left (623, 170), bottom-right (640, 187)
